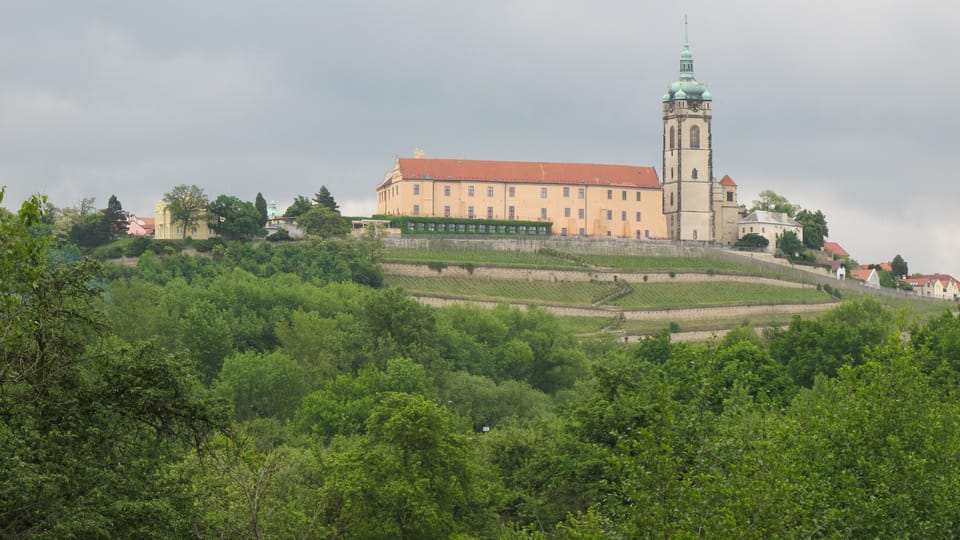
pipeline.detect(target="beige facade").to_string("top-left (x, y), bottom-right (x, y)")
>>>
top-left (154, 202), bottom-right (216, 240)
top-left (375, 31), bottom-right (741, 244)
top-left (737, 211), bottom-right (803, 253)
top-left (377, 158), bottom-right (667, 239)
top-left (662, 99), bottom-right (714, 241)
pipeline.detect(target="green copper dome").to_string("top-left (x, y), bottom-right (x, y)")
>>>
top-left (662, 21), bottom-right (712, 103)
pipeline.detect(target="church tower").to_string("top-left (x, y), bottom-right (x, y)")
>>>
top-left (662, 21), bottom-right (714, 242)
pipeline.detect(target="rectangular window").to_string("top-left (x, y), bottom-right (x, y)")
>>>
top-left (635, 211), bottom-right (642, 221)
top-left (444, 185), bottom-right (451, 197)
top-left (540, 187), bottom-right (548, 198)
top-left (509, 186), bottom-right (516, 198)
top-left (607, 189), bottom-right (612, 200)
top-left (622, 190), bottom-right (627, 201)
top-left (487, 206), bottom-right (494, 219)
top-left (487, 186), bottom-right (495, 197)
top-left (621, 211), bottom-right (627, 221)
top-left (564, 208), bottom-right (571, 217)
top-left (606, 210), bottom-right (613, 220)
top-left (579, 227), bottom-right (586, 236)
top-left (563, 186), bottom-right (570, 198)
top-left (636, 192), bottom-right (642, 201)
top-left (578, 208), bottom-right (585, 219)
top-left (468, 186), bottom-right (475, 197)
top-left (413, 204), bottom-right (420, 216)
top-left (540, 208), bottom-right (547, 219)
top-left (444, 205), bottom-right (451, 217)
top-left (561, 227), bottom-right (568, 236)
top-left (578, 187), bottom-right (585, 199)
top-left (726, 191), bottom-right (734, 202)
top-left (508, 206), bottom-right (515, 219)
top-left (468, 206), bottom-right (475, 218)
top-left (413, 184), bottom-right (420, 195)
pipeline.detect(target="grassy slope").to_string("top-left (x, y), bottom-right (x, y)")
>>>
top-left (383, 245), bottom-right (953, 335)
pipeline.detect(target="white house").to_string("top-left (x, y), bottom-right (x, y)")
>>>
top-left (737, 211), bottom-right (803, 253)
top-left (849, 267), bottom-right (880, 288)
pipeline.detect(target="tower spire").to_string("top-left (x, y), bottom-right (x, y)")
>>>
top-left (680, 16), bottom-right (694, 79)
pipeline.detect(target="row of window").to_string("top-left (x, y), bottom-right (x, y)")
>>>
top-left (668, 125), bottom-right (701, 149)
top-left (413, 204), bottom-right (642, 222)
top-left (410, 184), bottom-right (643, 201)
top-left (406, 222), bottom-right (549, 235)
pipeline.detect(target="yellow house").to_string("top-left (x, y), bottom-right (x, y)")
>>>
top-left (153, 201), bottom-right (216, 240)
top-left (376, 157), bottom-right (667, 239)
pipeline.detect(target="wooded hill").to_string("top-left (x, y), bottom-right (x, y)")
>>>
top-left (4, 195), bottom-right (960, 538)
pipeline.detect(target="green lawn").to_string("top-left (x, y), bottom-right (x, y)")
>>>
top-left (386, 275), bottom-right (833, 309)
top-left (386, 275), bottom-right (617, 305)
top-left (616, 282), bottom-right (832, 309)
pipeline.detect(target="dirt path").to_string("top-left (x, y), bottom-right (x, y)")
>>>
top-left (383, 262), bottom-right (812, 288)
top-left (412, 295), bottom-right (835, 321)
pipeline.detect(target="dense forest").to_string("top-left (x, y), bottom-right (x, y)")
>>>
top-left (6, 192), bottom-right (960, 538)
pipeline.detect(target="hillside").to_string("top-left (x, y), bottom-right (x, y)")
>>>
top-left (381, 238), bottom-right (948, 340)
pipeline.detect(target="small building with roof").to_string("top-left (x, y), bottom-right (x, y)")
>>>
top-left (822, 241), bottom-right (849, 259)
top-left (849, 267), bottom-right (880, 288)
top-left (737, 211), bottom-right (803, 253)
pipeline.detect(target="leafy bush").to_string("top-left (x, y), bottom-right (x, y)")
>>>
top-left (427, 261), bottom-right (447, 273)
top-left (124, 236), bottom-right (152, 257)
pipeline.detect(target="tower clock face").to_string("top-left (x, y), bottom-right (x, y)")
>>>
top-left (688, 100), bottom-right (700, 111)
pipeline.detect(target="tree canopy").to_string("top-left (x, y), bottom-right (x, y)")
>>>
top-left (284, 195), bottom-right (313, 218)
top-left (207, 194), bottom-right (264, 240)
top-left (748, 189), bottom-right (800, 217)
top-left (312, 186), bottom-right (339, 213)
top-left (795, 208), bottom-right (828, 249)
top-left (163, 184), bottom-right (208, 239)
top-left (892, 254), bottom-right (909, 277)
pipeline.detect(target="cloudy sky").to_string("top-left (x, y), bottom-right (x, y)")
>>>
top-left (1, 1), bottom-right (957, 275)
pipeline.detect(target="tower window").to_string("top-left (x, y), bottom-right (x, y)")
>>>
top-left (692, 168), bottom-right (698, 179)
top-left (669, 126), bottom-right (675, 149)
top-left (670, 192), bottom-right (674, 206)
top-left (726, 191), bottom-right (734, 202)
top-left (690, 125), bottom-right (701, 149)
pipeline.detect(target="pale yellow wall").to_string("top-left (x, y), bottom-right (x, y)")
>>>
top-left (662, 100), bottom-right (714, 241)
top-left (376, 172), bottom-right (667, 239)
top-left (712, 183), bottom-right (740, 246)
top-left (738, 221), bottom-right (803, 253)
top-left (154, 202), bottom-right (216, 240)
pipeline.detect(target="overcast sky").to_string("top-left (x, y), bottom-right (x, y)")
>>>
top-left (2, 1), bottom-right (957, 275)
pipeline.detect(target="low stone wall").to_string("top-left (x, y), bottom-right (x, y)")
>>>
top-left (383, 262), bottom-right (812, 288)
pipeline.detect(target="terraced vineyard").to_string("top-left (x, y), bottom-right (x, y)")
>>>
top-left (385, 274), bottom-right (832, 309)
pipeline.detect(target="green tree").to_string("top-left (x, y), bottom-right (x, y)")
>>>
top-left (313, 185), bottom-right (340, 213)
top-left (748, 189), bottom-right (800, 217)
top-left (733, 232), bottom-right (769, 249)
top-left (296, 205), bottom-right (350, 237)
top-left (283, 195), bottom-right (313, 218)
top-left (0, 190), bottom-right (228, 536)
top-left (795, 208), bottom-right (828, 249)
top-left (318, 393), bottom-right (487, 538)
top-left (891, 254), bottom-right (909, 278)
top-left (776, 230), bottom-right (803, 261)
top-left (102, 194), bottom-right (128, 235)
top-left (215, 351), bottom-right (307, 421)
top-left (254, 192), bottom-right (268, 227)
top-left (207, 194), bottom-right (265, 240)
top-left (163, 184), bottom-right (209, 239)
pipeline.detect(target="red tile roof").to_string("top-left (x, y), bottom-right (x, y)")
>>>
top-left (822, 241), bottom-right (849, 258)
top-left (718, 174), bottom-right (737, 187)
top-left (849, 268), bottom-right (876, 281)
top-left (395, 158), bottom-right (660, 189)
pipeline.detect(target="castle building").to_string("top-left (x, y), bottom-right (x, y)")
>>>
top-left (375, 25), bottom-right (739, 244)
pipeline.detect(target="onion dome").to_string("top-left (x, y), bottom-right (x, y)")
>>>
top-left (662, 19), bottom-right (712, 103)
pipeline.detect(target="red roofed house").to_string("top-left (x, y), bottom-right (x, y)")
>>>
top-left (901, 274), bottom-right (960, 300)
top-left (126, 214), bottom-right (155, 236)
top-left (822, 241), bottom-right (849, 258)
top-left (849, 267), bottom-right (880, 288)
top-left (375, 30), bottom-right (742, 244)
